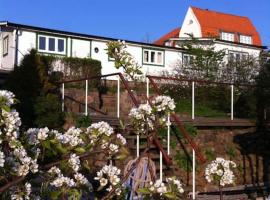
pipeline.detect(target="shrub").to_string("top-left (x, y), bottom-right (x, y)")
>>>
top-left (3, 49), bottom-right (102, 130)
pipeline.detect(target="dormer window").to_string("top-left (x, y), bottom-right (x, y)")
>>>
top-left (221, 32), bottom-right (234, 42)
top-left (239, 35), bottom-right (252, 45)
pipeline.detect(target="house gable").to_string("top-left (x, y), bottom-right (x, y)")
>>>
top-left (179, 7), bottom-right (202, 38)
top-left (191, 6), bottom-right (262, 46)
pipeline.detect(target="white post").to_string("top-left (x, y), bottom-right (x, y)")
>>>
top-left (85, 79), bottom-right (88, 116)
top-left (136, 135), bottom-right (139, 158)
top-left (192, 149), bottom-right (196, 200)
top-left (231, 84), bottom-right (234, 120)
top-left (61, 83), bottom-right (65, 112)
top-left (117, 76), bottom-right (120, 118)
top-left (146, 78), bottom-right (149, 100)
top-left (167, 114), bottom-right (170, 155)
top-left (192, 81), bottom-right (195, 120)
top-left (160, 151), bottom-right (163, 181)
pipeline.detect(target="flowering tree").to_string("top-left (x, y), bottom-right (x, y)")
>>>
top-left (138, 177), bottom-right (184, 199)
top-left (129, 96), bottom-right (175, 135)
top-left (106, 40), bottom-right (143, 79)
top-left (0, 90), bottom-right (128, 199)
top-left (205, 157), bottom-right (237, 200)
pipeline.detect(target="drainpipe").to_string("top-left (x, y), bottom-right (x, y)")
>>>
top-left (13, 27), bottom-right (19, 67)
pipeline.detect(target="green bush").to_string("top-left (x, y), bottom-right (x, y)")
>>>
top-left (75, 115), bottom-right (92, 128)
top-left (34, 94), bottom-right (64, 128)
top-left (3, 49), bottom-right (102, 130)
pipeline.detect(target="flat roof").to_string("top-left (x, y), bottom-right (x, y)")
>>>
top-left (0, 21), bottom-right (186, 52)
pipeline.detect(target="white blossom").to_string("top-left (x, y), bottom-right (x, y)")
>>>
top-left (116, 134), bottom-right (126, 145)
top-left (95, 165), bottom-right (121, 190)
top-left (152, 95), bottom-right (176, 113)
top-left (205, 157), bottom-right (236, 186)
top-left (0, 151), bottom-right (4, 167)
top-left (74, 173), bottom-right (89, 186)
top-left (68, 153), bottom-right (81, 172)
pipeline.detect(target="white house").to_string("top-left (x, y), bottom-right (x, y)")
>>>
top-left (0, 22), bottom-right (184, 77)
top-left (0, 7), bottom-right (265, 78)
top-left (154, 6), bottom-right (264, 64)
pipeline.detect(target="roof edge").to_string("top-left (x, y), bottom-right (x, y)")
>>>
top-left (1, 21), bottom-right (186, 52)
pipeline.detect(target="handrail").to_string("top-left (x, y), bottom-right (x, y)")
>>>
top-left (59, 72), bottom-right (121, 84)
top-left (64, 95), bottom-right (107, 115)
top-left (60, 72), bottom-right (172, 166)
top-left (147, 75), bottom-right (256, 87)
top-left (118, 73), bottom-right (172, 165)
top-left (147, 76), bottom-right (206, 163)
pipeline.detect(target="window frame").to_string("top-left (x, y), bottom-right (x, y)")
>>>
top-left (37, 34), bottom-right (67, 55)
top-left (239, 35), bottom-right (252, 45)
top-left (228, 50), bottom-right (249, 62)
top-left (3, 36), bottom-right (9, 57)
top-left (182, 53), bottom-right (196, 67)
top-left (220, 31), bottom-right (235, 42)
top-left (142, 48), bottom-right (165, 66)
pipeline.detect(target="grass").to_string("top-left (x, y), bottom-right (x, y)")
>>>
top-left (175, 99), bottom-right (228, 118)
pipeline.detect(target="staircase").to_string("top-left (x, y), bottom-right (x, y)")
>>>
top-left (61, 72), bottom-right (204, 187)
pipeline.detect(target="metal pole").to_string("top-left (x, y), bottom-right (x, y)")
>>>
top-left (85, 79), bottom-right (88, 116)
top-left (146, 78), bottom-right (149, 100)
top-left (117, 76), bottom-right (120, 118)
top-left (61, 83), bottom-right (65, 112)
top-left (160, 151), bottom-right (163, 181)
top-left (167, 113), bottom-right (170, 155)
top-left (231, 84), bottom-right (234, 121)
top-left (192, 149), bottom-right (196, 200)
top-left (136, 135), bottom-right (139, 158)
top-left (192, 81), bottom-right (195, 120)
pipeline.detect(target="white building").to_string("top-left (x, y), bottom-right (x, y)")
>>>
top-left (154, 6), bottom-right (264, 64)
top-left (0, 22), bottom-right (183, 76)
top-left (0, 7), bottom-right (265, 77)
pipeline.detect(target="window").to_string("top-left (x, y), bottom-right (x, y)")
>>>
top-left (221, 32), bottom-right (234, 42)
top-left (38, 35), bottom-right (66, 55)
top-left (48, 38), bottom-right (55, 51)
top-left (3, 36), bottom-right (8, 56)
top-left (182, 54), bottom-right (195, 66)
top-left (239, 35), bottom-right (252, 45)
top-left (143, 49), bottom-right (164, 65)
top-left (229, 51), bottom-right (248, 62)
top-left (58, 39), bottom-right (65, 52)
top-left (39, 36), bottom-right (46, 50)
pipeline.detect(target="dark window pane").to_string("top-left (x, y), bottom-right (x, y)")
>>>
top-left (58, 39), bottom-right (64, 52)
top-left (39, 36), bottom-right (46, 50)
top-left (144, 51), bottom-right (149, 62)
top-left (49, 38), bottom-right (55, 51)
top-left (151, 52), bottom-right (155, 63)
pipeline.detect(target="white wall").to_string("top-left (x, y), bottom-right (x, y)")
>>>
top-left (214, 42), bottom-right (261, 58)
top-left (0, 31), bottom-right (14, 70)
top-left (17, 30), bottom-right (36, 65)
top-left (71, 39), bottom-right (91, 58)
top-left (179, 7), bottom-right (202, 38)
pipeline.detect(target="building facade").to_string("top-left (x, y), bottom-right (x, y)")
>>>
top-left (0, 22), bottom-right (184, 76)
top-left (0, 7), bottom-right (265, 77)
top-left (154, 7), bottom-right (264, 63)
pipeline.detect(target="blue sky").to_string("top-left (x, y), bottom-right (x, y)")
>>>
top-left (1, 0), bottom-right (270, 48)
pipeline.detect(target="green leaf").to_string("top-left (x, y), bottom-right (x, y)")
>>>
top-left (137, 188), bottom-right (151, 194)
top-left (42, 140), bottom-right (51, 149)
top-left (74, 147), bottom-right (86, 153)
top-left (164, 192), bottom-right (177, 199)
top-left (50, 191), bottom-right (62, 200)
top-left (56, 143), bottom-right (68, 154)
top-left (2, 105), bottom-right (10, 112)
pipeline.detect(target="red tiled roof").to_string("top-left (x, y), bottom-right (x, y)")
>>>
top-left (191, 7), bottom-right (262, 46)
top-left (154, 28), bottom-right (180, 45)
